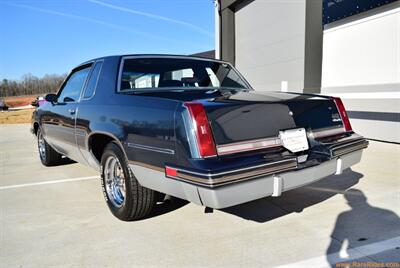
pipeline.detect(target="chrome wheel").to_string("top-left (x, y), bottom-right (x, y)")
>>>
top-left (38, 130), bottom-right (46, 161)
top-left (104, 156), bottom-right (126, 208)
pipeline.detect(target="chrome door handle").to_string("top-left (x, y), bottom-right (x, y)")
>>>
top-left (68, 109), bottom-right (75, 115)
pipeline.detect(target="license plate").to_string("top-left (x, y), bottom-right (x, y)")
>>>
top-left (279, 128), bottom-right (309, 153)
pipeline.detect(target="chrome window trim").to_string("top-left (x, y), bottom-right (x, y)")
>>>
top-left (117, 55), bottom-right (252, 93)
top-left (81, 59), bottom-right (104, 101)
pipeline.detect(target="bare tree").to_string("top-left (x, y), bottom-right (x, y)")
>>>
top-left (0, 74), bottom-right (66, 97)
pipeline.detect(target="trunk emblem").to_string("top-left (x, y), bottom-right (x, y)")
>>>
top-left (332, 113), bottom-right (342, 122)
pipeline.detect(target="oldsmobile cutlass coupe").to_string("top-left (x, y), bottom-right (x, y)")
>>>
top-left (31, 55), bottom-right (368, 221)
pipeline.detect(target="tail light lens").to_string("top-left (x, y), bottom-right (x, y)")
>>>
top-left (333, 97), bottom-right (352, 132)
top-left (165, 166), bottom-right (178, 177)
top-left (184, 102), bottom-right (217, 158)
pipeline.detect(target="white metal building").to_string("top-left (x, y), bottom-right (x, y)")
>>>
top-left (215, 0), bottom-right (399, 143)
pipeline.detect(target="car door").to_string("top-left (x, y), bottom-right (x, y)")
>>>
top-left (43, 64), bottom-right (92, 162)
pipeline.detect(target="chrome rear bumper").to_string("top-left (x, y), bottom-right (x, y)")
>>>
top-left (196, 150), bottom-right (363, 209)
top-left (130, 142), bottom-right (367, 209)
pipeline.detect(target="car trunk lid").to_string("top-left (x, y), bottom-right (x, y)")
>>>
top-left (202, 91), bottom-right (345, 146)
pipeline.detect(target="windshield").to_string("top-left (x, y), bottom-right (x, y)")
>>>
top-left (119, 57), bottom-right (250, 92)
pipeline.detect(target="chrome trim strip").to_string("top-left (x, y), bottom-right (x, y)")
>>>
top-left (161, 158), bottom-right (298, 188)
top-left (215, 126), bottom-right (346, 156)
top-left (216, 137), bottom-right (282, 155)
top-left (129, 161), bottom-right (164, 172)
top-left (167, 159), bottom-right (298, 187)
top-left (176, 158), bottom-right (296, 178)
top-left (126, 142), bottom-right (175, 155)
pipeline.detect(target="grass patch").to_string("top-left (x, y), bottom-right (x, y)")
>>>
top-left (0, 109), bottom-right (34, 124)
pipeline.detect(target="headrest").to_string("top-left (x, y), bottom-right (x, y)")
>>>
top-left (181, 77), bottom-right (199, 84)
top-left (121, 81), bottom-right (131, 90)
top-left (158, 80), bottom-right (184, 87)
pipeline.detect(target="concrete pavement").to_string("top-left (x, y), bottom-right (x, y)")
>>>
top-left (1, 124), bottom-right (399, 267)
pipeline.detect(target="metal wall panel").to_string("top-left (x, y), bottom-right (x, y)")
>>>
top-left (234, 0), bottom-right (306, 92)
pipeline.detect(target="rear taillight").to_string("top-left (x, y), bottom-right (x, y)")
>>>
top-left (184, 102), bottom-right (217, 158)
top-left (333, 97), bottom-right (352, 132)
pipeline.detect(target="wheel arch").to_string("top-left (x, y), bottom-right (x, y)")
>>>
top-left (87, 131), bottom-right (128, 164)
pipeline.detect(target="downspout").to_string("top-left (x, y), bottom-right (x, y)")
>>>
top-left (214, 0), bottom-right (221, 59)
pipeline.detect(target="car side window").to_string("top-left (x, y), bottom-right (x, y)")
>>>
top-left (83, 61), bottom-right (103, 99)
top-left (58, 66), bottom-right (91, 103)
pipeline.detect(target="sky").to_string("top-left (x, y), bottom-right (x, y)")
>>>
top-left (0, 0), bottom-right (215, 80)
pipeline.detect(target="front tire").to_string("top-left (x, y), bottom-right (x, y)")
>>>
top-left (101, 142), bottom-right (156, 221)
top-left (37, 128), bottom-right (62, 166)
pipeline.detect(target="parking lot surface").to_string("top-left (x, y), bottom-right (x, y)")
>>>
top-left (1, 124), bottom-right (399, 267)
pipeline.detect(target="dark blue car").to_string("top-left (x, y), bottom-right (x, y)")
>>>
top-left (31, 55), bottom-right (368, 221)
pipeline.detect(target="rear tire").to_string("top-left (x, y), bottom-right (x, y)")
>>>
top-left (101, 142), bottom-right (156, 221)
top-left (37, 128), bottom-right (62, 166)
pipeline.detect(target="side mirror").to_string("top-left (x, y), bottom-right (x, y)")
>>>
top-left (45, 94), bottom-right (58, 103)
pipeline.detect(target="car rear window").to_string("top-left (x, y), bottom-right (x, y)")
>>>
top-left (119, 57), bottom-right (249, 92)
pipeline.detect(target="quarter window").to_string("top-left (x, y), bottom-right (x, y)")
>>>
top-left (58, 66), bottom-right (91, 102)
top-left (83, 61), bottom-right (103, 99)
